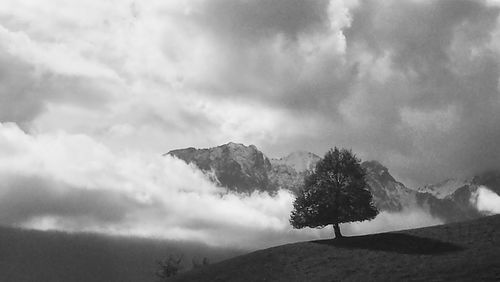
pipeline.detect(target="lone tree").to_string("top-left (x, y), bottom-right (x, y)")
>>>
top-left (290, 147), bottom-right (378, 239)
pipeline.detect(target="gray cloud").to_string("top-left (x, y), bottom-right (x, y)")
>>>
top-left (1, 0), bottom-right (499, 187)
top-left (0, 122), bottom-right (327, 249)
top-left (0, 175), bottom-right (147, 226)
top-left (0, 0), bottom-right (499, 249)
top-left (0, 121), bottom-right (449, 249)
top-left (0, 49), bottom-right (114, 126)
top-left (173, 0), bottom-right (353, 117)
top-left (197, 0), bottom-right (331, 42)
top-left (0, 52), bottom-right (45, 124)
top-left (159, 0), bottom-right (500, 188)
top-left (249, 0), bottom-right (500, 186)
top-left (346, 0), bottom-right (499, 106)
top-left (338, 0), bottom-right (500, 185)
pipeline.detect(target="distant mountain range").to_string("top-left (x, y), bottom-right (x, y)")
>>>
top-left (167, 143), bottom-right (500, 223)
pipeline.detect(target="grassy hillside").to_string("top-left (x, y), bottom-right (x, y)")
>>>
top-left (173, 215), bottom-right (500, 281)
top-left (0, 227), bottom-right (243, 282)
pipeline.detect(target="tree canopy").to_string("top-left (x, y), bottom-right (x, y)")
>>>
top-left (290, 147), bottom-right (378, 238)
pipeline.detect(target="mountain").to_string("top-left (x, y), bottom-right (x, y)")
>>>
top-left (415, 171), bottom-right (500, 206)
top-left (167, 142), bottom-right (274, 193)
top-left (166, 143), bottom-right (496, 223)
top-left (167, 143), bottom-right (321, 194)
top-left (271, 151), bottom-right (321, 173)
top-left (172, 215), bottom-right (500, 281)
top-left (415, 187), bottom-right (482, 222)
top-left (361, 161), bottom-right (484, 221)
top-left (268, 151), bottom-right (321, 193)
top-left (417, 178), bottom-right (472, 199)
top-left (414, 171), bottom-right (500, 222)
top-left (361, 161), bottom-right (415, 212)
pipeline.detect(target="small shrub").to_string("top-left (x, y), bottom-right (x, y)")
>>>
top-left (156, 254), bottom-right (183, 281)
top-left (192, 256), bottom-right (210, 269)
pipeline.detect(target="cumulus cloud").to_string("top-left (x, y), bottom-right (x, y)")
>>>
top-left (0, 122), bottom-right (324, 249)
top-left (0, 0), bottom-right (499, 250)
top-left (471, 186), bottom-right (500, 214)
top-left (345, 209), bottom-right (443, 236)
top-left (0, 122), bottom-right (444, 249)
top-left (1, 0), bottom-right (337, 154)
top-left (1, 0), bottom-right (497, 187)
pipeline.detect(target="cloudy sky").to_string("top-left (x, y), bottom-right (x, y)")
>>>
top-left (1, 0), bottom-right (500, 248)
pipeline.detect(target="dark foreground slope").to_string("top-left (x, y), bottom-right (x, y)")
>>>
top-left (173, 215), bottom-right (500, 282)
top-left (0, 227), bottom-right (242, 282)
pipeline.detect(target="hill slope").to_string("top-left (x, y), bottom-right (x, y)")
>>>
top-left (172, 215), bottom-right (500, 282)
top-left (0, 226), bottom-right (242, 282)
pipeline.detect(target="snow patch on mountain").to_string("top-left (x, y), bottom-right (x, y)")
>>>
top-left (417, 178), bottom-right (472, 199)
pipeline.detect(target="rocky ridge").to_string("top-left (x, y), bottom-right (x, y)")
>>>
top-left (167, 142), bottom-right (274, 193)
top-left (166, 143), bottom-right (498, 223)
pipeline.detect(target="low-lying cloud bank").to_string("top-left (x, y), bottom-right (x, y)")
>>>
top-left (345, 209), bottom-right (443, 236)
top-left (0, 122), bottom-right (449, 249)
top-left (0, 123), bottom-right (305, 247)
top-left (471, 186), bottom-right (500, 215)
top-left (1, 0), bottom-right (500, 251)
top-left (0, 122), bottom-right (300, 249)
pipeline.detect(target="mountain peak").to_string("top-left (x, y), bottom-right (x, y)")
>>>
top-left (167, 143), bottom-right (273, 193)
top-left (417, 178), bottom-right (471, 199)
top-left (166, 143), bottom-right (488, 223)
top-left (362, 160), bottom-right (386, 170)
top-left (416, 169), bottom-right (500, 200)
top-left (361, 160), bottom-right (396, 183)
top-left (273, 151), bottom-right (321, 173)
top-left (223, 142), bottom-right (254, 149)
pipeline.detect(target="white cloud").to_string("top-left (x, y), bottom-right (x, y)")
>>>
top-left (0, 122), bottom-right (321, 249)
top-left (0, 0), bottom-right (499, 188)
top-left (345, 209), bottom-right (443, 235)
top-left (400, 105), bottom-right (460, 133)
top-left (0, 122), bottom-right (446, 249)
top-left (471, 186), bottom-right (500, 215)
top-left (1, 0), bottom-right (325, 154)
top-left (0, 26), bottom-right (118, 79)
top-left (0, 0), bottom-right (498, 251)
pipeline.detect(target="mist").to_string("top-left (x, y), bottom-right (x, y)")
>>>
top-left (0, 122), bottom-right (454, 250)
top-left (0, 122), bottom-right (315, 249)
top-left (471, 186), bottom-right (500, 215)
top-left (344, 209), bottom-right (443, 236)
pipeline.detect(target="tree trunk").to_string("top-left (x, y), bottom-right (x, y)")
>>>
top-left (333, 223), bottom-right (343, 239)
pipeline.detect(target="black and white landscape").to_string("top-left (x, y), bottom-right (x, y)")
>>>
top-left (0, 0), bottom-right (500, 281)
top-left (168, 142), bottom-right (499, 223)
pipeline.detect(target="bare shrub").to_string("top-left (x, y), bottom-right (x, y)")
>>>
top-left (156, 254), bottom-right (183, 281)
